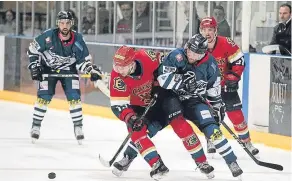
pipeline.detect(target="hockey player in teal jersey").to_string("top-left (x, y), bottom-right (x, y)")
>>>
top-left (27, 11), bottom-right (102, 144)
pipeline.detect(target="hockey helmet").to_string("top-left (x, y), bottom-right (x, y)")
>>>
top-left (185, 34), bottom-right (208, 54)
top-left (113, 45), bottom-right (136, 67)
top-left (56, 11), bottom-right (74, 26)
top-left (200, 17), bottom-right (217, 29)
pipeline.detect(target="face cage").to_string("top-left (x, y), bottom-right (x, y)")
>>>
top-left (56, 19), bottom-right (75, 27)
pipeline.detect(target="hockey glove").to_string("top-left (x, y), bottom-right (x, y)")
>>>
top-left (28, 62), bottom-right (43, 81)
top-left (83, 63), bottom-right (102, 81)
top-left (182, 71), bottom-right (197, 93)
top-left (127, 115), bottom-right (145, 132)
top-left (212, 102), bottom-right (226, 124)
top-left (224, 71), bottom-right (240, 92)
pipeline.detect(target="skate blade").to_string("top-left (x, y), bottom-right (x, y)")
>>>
top-left (77, 139), bottom-right (83, 145)
top-left (236, 175), bottom-right (242, 181)
top-left (151, 171), bottom-right (169, 180)
top-left (31, 138), bottom-right (37, 144)
top-left (112, 167), bottom-right (123, 177)
top-left (206, 171), bottom-right (215, 179)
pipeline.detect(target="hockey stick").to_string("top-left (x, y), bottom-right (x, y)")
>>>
top-left (98, 93), bottom-right (158, 167)
top-left (42, 73), bottom-right (110, 97)
top-left (197, 94), bottom-right (284, 171)
top-left (262, 44), bottom-right (291, 55)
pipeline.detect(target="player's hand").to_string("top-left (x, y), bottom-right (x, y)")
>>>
top-left (182, 71), bottom-right (197, 93)
top-left (90, 64), bottom-right (102, 81)
top-left (213, 102), bottom-right (226, 124)
top-left (127, 115), bottom-right (145, 132)
top-left (224, 71), bottom-right (240, 92)
top-left (28, 62), bottom-right (43, 81)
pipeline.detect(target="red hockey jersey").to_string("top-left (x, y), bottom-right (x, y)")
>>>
top-left (208, 36), bottom-right (245, 86)
top-left (110, 49), bottom-right (160, 122)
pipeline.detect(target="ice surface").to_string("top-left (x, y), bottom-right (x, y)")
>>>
top-left (0, 100), bottom-right (291, 181)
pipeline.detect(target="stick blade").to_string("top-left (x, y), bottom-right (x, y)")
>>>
top-left (259, 161), bottom-right (283, 171)
top-left (98, 154), bottom-right (111, 167)
top-left (262, 45), bottom-right (280, 53)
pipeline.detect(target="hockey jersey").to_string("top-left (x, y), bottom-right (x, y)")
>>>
top-left (110, 49), bottom-right (160, 122)
top-left (157, 48), bottom-right (221, 101)
top-left (27, 28), bottom-right (92, 73)
top-left (208, 36), bottom-right (245, 86)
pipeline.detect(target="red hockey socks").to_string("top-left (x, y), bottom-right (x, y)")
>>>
top-left (131, 126), bottom-right (159, 167)
top-left (170, 116), bottom-right (206, 163)
top-left (227, 110), bottom-right (250, 142)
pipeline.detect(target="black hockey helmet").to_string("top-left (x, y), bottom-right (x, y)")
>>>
top-left (185, 34), bottom-right (208, 54)
top-left (56, 11), bottom-right (74, 26)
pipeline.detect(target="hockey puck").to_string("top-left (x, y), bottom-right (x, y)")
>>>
top-left (48, 172), bottom-right (56, 179)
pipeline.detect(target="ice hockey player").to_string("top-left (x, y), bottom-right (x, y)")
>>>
top-left (156, 34), bottom-right (243, 178)
top-left (199, 17), bottom-right (259, 155)
top-left (27, 11), bottom-right (102, 144)
top-left (109, 45), bottom-right (214, 180)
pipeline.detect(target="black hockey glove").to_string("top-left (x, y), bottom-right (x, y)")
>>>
top-left (224, 71), bottom-right (241, 92)
top-left (28, 62), bottom-right (43, 81)
top-left (84, 63), bottom-right (102, 81)
top-left (127, 115), bottom-right (146, 132)
top-left (182, 71), bottom-right (197, 93)
top-left (212, 102), bottom-right (226, 124)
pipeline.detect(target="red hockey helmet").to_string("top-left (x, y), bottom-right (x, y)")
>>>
top-left (200, 17), bottom-right (217, 29)
top-left (113, 45), bottom-right (136, 67)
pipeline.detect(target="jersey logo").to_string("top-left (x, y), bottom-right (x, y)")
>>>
top-left (175, 54), bottom-right (183, 62)
top-left (226, 37), bottom-right (236, 47)
top-left (113, 77), bottom-right (126, 91)
top-left (145, 50), bottom-right (157, 61)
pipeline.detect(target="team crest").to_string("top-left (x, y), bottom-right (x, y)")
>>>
top-left (175, 54), bottom-right (183, 62)
top-left (45, 37), bottom-right (51, 43)
top-left (113, 77), bottom-right (126, 91)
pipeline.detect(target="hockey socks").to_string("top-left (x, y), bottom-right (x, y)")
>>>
top-left (170, 116), bottom-right (206, 163)
top-left (227, 110), bottom-right (250, 143)
top-left (131, 126), bottom-right (160, 167)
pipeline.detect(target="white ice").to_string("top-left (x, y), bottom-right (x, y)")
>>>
top-left (0, 100), bottom-right (291, 181)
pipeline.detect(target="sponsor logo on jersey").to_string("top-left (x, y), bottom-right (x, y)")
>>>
top-left (113, 77), bottom-right (126, 91)
top-left (45, 37), bottom-right (51, 43)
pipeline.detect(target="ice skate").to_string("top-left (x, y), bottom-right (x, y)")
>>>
top-left (112, 154), bottom-right (136, 177)
top-left (196, 161), bottom-right (215, 179)
top-left (245, 141), bottom-right (259, 155)
top-left (74, 126), bottom-right (84, 145)
top-left (228, 161), bottom-right (243, 178)
top-left (207, 139), bottom-right (216, 157)
top-left (30, 126), bottom-right (40, 144)
top-left (150, 158), bottom-right (169, 180)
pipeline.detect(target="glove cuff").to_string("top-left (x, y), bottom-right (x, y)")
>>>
top-left (124, 112), bottom-right (136, 123)
top-left (27, 62), bottom-right (38, 69)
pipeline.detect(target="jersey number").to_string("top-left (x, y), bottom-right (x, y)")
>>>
top-left (226, 37), bottom-right (236, 47)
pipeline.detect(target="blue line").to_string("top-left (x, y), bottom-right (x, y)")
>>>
top-left (242, 53), bottom-right (250, 122)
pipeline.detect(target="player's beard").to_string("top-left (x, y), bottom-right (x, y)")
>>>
top-left (60, 28), bottom-right (70, 36)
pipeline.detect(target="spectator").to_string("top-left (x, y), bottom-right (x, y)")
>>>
top-left (0, 9), bottom-right (16, 35)
top-left (269, 3), bottom-right (291, 56)
top-left (82, 6), bottom-right (96, 34)
top-left (213, 5), bottom-right (231, 37)
top-left (135, 1), bottom-right (150, 32)
top-left (117, 1), bottom-right (133, 33)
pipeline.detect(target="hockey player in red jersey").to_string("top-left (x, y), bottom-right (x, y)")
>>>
top-left (109, 45), bottom-right (214, 179)
top-left (199, 17), bottom-right (259, 155)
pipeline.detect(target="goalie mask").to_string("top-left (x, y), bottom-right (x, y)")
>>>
top-left (200, 17), bottom-right (218, 43)
top-left (113, 45), bottom-right (136, 76)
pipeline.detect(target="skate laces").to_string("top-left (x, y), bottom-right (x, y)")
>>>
top-left (74, 126), bottom-right (83, 136)
top-left (245, 141), bottom-right (255, 150)
top-left (31, 126), bottom-right (40, 133)
top-left (195, 162), bottom-right (209, 170)
top-left (118, 155), bottom-right (131, 166)
top-left (229, 162), bottom-right (240, 171)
